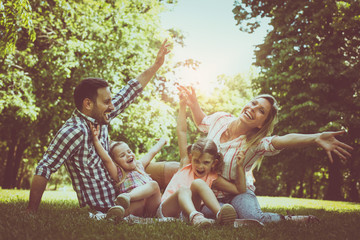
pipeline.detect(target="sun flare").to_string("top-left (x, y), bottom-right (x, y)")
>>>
top-left (174, 64), bottom-right (218, 96)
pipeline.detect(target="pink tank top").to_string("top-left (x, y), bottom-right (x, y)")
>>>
top-left (161, 164), bottom-right (218, 202)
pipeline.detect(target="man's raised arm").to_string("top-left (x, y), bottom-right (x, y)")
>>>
top-left (136, 40), bottom-right (171, 89)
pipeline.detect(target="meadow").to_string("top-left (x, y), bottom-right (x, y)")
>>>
top-left (0, 189), bottom-right (359, 240)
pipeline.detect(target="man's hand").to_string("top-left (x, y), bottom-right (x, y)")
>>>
top-left (154, 39), bottom-right (171, 67)
top-left (136, 39), bottom-right (171, 89)
top-left (27, 175), bottom-right (48, 213)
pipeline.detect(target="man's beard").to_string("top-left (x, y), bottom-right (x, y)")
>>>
top-left (91, 108), bottom-right (108, 125)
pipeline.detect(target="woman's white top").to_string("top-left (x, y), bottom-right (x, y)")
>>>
top-left (198, 112), bottom-right (281, 196)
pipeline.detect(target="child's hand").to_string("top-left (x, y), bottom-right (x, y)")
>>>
top-left (156, 138), bottom-right (168, 146)
top-left (178, 89), bottom-right (187, 106)
top-left (236, 151), bottom-right (245, 168)
top-left (88, 122), bottom-right (100, 140)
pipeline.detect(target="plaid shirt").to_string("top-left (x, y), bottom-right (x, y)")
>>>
top-left (198, 112), bottom-right (281, 195)
top-left (35, 79), bottom-right (142, 211)
top-left (117, 163), bottom-right (153, 193)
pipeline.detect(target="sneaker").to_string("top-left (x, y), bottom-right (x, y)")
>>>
top-left (115, 193), bottom-right (131, 209)
top-left (106, 206), bottom-right (125, 221)
top-left (217, 204), bottom-right (237, 225)
top-left (190, 213), bottom-right (213, 227)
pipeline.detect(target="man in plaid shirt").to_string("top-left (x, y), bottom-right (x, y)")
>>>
top-left (27, 40), bottom-right (170, 216)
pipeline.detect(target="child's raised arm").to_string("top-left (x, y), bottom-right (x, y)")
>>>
top-left (212, 151), bottom-right (247, 194)
top-left (140, 138), bottom-right (167, 168)
top-left (88, 122), bottom-right (119, 183)
top-left (235, 151), bottom-right (247, 193)
top-left (177, 91), bottom-right (190, 169)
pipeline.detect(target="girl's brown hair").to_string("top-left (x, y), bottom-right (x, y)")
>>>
top-left (187, 138), bottom-right (224, 174)
top-left (109, 141), bottom-right (146, 187)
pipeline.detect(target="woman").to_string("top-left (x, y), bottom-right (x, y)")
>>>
top-left (179, 86), bottom-right (353, 223)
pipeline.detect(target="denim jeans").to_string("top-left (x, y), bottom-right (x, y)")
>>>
top-left (201, 189), bottom-right (283, 224)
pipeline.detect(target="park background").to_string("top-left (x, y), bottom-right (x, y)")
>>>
top-left (0, 0), bottom-right (359, 205)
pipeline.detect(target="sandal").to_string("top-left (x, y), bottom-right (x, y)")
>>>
top-left (284, 211), bottom-right (320, 223)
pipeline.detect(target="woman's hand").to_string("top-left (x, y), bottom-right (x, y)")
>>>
top-left (315, 131), bottom-right (353, 163)
top-left (178, 85), bottom-right (198, 107)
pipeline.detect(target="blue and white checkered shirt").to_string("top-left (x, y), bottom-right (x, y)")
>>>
top-left (35, 79), bottom-right (142, 211)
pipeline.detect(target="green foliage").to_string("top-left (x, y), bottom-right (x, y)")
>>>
top-left (1, 189), bottom-right (360, 240)
top-left (0, 0), bottom-right (36, 56)
top-left (233, 0), bottom-right (360, 201)
top-left (0, 0), bottom-right (173, 188)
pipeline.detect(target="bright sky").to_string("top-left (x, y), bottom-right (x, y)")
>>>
top-left (160, 0), bottom-right (271, 94)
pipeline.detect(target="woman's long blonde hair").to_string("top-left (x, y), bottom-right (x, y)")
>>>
top-left (242, 94), bottom-right (279, 170)
top-left (109, 141), bottom-right (146, 188)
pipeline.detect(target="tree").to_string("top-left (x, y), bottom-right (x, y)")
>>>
top-left (0, 0), bottom-right (173, 189)
top-left (0, 0), bottom-right (36, 56)
top-left (233, 0), bottom-right (360, 201)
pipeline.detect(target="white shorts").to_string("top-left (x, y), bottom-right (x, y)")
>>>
top-left (156, 202), bottom-right (186, 221)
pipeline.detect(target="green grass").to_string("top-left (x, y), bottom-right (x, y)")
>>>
top-left (1, 189), bottom-right (360, 240)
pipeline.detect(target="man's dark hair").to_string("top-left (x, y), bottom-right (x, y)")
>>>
top-left (74, 78), bottom-right (109, 111)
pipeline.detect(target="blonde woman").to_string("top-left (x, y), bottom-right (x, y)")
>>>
top-left (179, 86), bottom-right (353, 224)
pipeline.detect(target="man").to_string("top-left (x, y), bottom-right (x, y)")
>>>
top-left (27, 40), bottom-right (170, 218)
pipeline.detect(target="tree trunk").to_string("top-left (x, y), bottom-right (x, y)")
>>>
top-left (348, 150), bottom-right (359, 202)
top-left (2, 134), bottom-right (28, 189)
top-left (2, 132), bottom-right (16, 189)
top-left (309, 169), bottom-right (314, 198)
top-left (324, 157), bottom-right (343, 201)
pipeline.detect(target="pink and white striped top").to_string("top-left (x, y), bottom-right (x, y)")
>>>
top-left (198, 112), bottom-right (281, 195)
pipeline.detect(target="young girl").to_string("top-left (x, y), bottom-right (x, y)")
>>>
top-left (89, 122), bottom-right (165, 220)
top-left (156, 93), bottom-right (247, 227)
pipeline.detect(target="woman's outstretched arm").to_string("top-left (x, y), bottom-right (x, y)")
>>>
top-left (272, 130), bottom-right (353, 163)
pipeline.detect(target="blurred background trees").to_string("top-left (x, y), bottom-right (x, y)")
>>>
top-left (0, 0), bottom-right (178, 189)
top-left (233, 0), bottom-right (359, 201)
top-left (1, 0), bottom-right (358, 202)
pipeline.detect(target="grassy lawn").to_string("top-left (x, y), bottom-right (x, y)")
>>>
top-left (0, 189), bottom-right (359, 240)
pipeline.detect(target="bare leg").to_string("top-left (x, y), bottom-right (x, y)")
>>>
top-left (190, 179), bottom-right (220, 215)
top-left (177, 187), bottom-right (197, 217)
top-left (162, 186), bottom-right (214, 226)
top-left (129, 181), bottom-right (159, 201)
top-left (143, 183), bottom-right (162, 217)
top-left (161, 190), bottom-right (183, 217)
top-left (162, 180), bottom-right (221, 217)
top-left (125, 199), bottom-right (145, 217)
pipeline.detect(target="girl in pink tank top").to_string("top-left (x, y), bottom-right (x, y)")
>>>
top-left (156, 91), bottom-right (247, 227)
